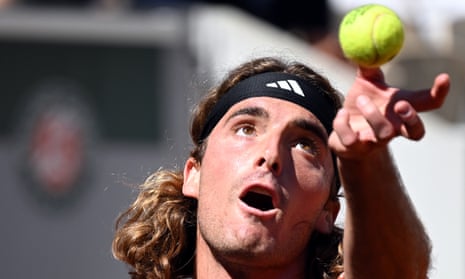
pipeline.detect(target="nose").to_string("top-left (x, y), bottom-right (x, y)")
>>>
top-left (256, 141), bottom-right (283, 175)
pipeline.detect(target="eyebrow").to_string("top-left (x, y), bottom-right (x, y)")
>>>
top-left (290, 118), bottom-right (328, 143)
top-left (225, 106), bottom-right (269, 123)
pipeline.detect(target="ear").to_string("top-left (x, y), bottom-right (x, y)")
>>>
top-left (182, 157), bottom-right (200, 198)
top-left (315, 199), bottom-right (340, 234)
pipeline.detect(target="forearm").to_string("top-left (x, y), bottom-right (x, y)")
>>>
top-left (340, 147), bottom-right (431, 279)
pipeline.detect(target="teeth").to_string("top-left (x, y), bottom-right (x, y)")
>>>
top-left (250, 188), bottom-right (272, 196)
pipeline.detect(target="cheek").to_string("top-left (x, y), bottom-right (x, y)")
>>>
top-left (203, 137), bottom-right (252, 172)
top-left (297, 173), bottom-right (330, 204)
top-left (197, 140), bottom-right (247, 195)
top-left (300, 154), bottom-right (334, 189)
top-left (292, 161), bottom-right (333, 204)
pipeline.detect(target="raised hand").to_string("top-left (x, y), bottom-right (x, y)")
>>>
top-left (329, 66), bottom-right (450, 159)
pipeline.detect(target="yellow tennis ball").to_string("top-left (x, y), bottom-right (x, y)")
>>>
top-left (339, 4), bottom-right (404, 68)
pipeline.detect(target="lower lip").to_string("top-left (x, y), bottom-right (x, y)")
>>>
top-left (238, 199), bottom-right (279, 219)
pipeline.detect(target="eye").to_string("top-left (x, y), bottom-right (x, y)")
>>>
top-left (294, 139), bottom-right (319, 155)
top-left (235, 125), bottom-right (256, 137)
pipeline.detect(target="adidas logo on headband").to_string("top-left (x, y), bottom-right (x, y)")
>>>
top-left (266, 80), bottom-right (305, 97)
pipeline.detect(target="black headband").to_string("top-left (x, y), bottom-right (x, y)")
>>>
top-left (200, 72), bottom-right (338, 141)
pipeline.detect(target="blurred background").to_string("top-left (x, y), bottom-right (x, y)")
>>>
top-left (0, 0), bottom-right (463, 278)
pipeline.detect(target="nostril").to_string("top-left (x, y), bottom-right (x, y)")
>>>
top-left (271, 162), bottom-right (279, 172)
top-left (257, 157), bottom-right (280, 173)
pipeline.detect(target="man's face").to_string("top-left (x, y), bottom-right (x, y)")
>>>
top-left (183, 97), bottom-right (337, 268)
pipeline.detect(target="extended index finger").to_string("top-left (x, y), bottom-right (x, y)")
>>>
top-left (396, 73), bottom-right (450, 112)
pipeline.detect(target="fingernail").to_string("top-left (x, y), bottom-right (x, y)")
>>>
top-left (398, 106), bottom-right (412, 117)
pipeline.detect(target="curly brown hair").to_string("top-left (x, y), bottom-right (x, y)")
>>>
top-left (112, 57), bottom-right (344, 279)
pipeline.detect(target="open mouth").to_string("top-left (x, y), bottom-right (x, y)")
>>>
top-left (240, 190), bottom-right (275, 211)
